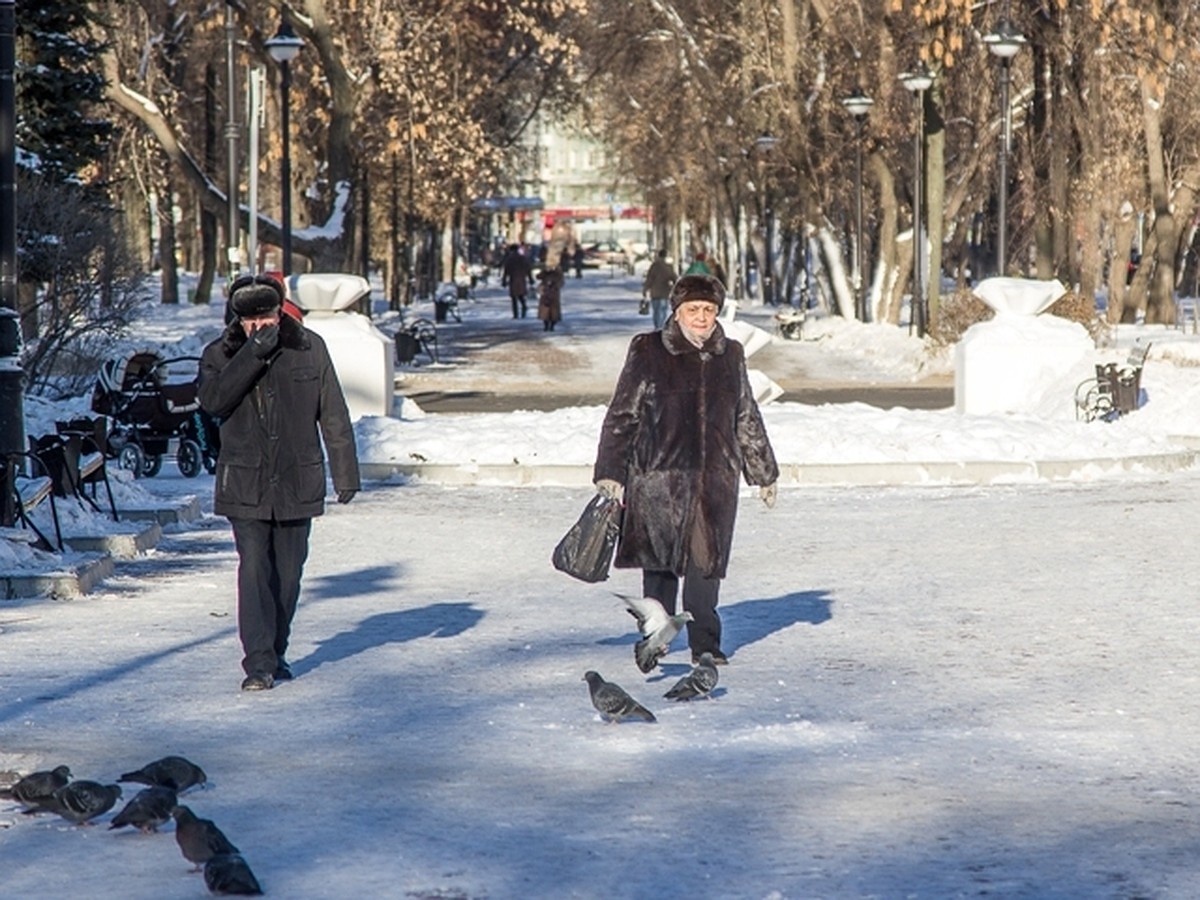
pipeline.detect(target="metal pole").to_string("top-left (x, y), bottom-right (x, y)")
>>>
top-left (224, 3), bottom-right (239, 280)
top-left (247, 67), bottom-right (264, 273)
top-left (280, 58), bottom-right (292, 275)
top-left (854, 115), bottom-right (865, 321)
top-left (0, 0), bottom-right (23, 522)
top-left (997, 56), bottom-right (1011, 276)
top-left (912, 89), bottom-right (926, 337)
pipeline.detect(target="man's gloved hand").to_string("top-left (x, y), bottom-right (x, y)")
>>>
top-left (249, 323), bottom-right (280, 359)
top-left (336, 489), bottom-right (357, 504)
top-left (595, 479), bottom-right (625, 503)
top-left (760, 482), bottom-right (777, 509)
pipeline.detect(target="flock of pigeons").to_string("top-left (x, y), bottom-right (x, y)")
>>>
top-left (582, 595), bottom-right (721, 723)
top-left (1, 754), bottom-right (262, 895)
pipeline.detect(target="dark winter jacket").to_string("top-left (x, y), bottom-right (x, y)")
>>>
top-left (502, 250), bottom-right (533, 298)
top-left (594, 317), bottom-right (778, 579)
top-left (199, 314), bottom-right (360, 521)
top-left (537, 267), bottom-right (564, 323)
top-left (642, 257), bottom-right (678, 299)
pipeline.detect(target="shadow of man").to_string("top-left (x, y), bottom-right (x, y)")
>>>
top-left (295, 601), bottom-right (484, 675)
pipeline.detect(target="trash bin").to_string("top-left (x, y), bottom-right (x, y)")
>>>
top-left (433, 299), bottom-right (450, 323)
top-left (395, 331), bottom-right (419, 364)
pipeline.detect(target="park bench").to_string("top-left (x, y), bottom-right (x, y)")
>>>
top-left (1074, 342), bottom-right (1151, 422)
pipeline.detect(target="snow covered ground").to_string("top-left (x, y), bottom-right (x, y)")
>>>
top-left (4, 273), bottom-right (1200, 898)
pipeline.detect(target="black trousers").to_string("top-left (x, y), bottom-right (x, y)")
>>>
top-left (642, 556), bottom-right (722, 656)
top-left (510, 293), bottom-right (527, 318)
top-left (230, 517), bottom-right (312, 676)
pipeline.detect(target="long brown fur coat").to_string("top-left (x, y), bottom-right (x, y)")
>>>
top-left (593, 317), bottom-right (778, 579)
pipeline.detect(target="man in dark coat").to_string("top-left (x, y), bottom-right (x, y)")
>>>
top-left (501, 244), bottom-right (533, 319)
top-left (593, 274), bottom-right (778, 665)
top-left (199, 278), bottom-right (360, 691)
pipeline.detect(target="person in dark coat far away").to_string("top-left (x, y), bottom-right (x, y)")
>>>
top-left (593, 274), bottom-right (778, 665)
top-left (501, 244), bottom-right (533, 319)
top-left (199, 279), bottom-right (360, 692)
top-left (537, 262), bottom-right (564, 331)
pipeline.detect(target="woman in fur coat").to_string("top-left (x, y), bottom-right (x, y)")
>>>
top-left (593, 274), bottom-right (778, 665)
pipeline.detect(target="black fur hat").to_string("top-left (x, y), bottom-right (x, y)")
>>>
top-left (229, 281), bottom-right (283, 317)
top-left (669, 274), bottom-right (725, 312)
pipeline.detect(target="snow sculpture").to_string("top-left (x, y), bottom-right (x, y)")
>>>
top-left (289, 274), bottom-right (395, 421)
top-left (955, 277), bottom-right (1092, 418)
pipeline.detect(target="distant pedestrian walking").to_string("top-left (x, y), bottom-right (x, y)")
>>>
top-left (502, 244), bottom-right (533, 318)
top-left (685, 252), bottom-right (713, 276)
top-left (537, 263), bottom-right (565, 331)
top-left (642, 249), bottom-right (677, 330)
top-left (573, 244), bottom-right (585, 279)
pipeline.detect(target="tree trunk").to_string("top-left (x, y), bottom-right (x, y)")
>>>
top-left (869, 153), bottom-right (901, 325)
top-left (1107, 207), bottom-right (1136, 323)
top-left (160, 174), bottom-right (180, 304)
top-left (1141, 82), bottom-right (1176, 324)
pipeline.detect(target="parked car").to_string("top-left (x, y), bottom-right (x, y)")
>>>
top-left (582, 241), bottom-right (632, 269)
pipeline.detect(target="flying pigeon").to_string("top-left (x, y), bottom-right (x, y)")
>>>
top-left (119, 755), bottom-right (207, 793)
top-left (664, 652), bottom-right (720, 701)
top-left (7, 764), bottom-right (71, 810)
top-left (109, 786), bottom-right (178, 833)
top-left (38, 780), bottom-right (122, 825)
top-left (622, 595), bottom-right (693, 673)
top-left (172, 805), bottom-right (240, 871)
top-left (204, 852), bottom-right (263, 896)
top-left (583, 671), bottom-right (657, 723)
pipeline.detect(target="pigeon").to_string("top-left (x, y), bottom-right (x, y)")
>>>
top-left (582, 671), bottom-right (657, 723)
top-left (172, 805), bottom-right (240, 871)
top-left (204, 852), bottom-right (263, 895)
top-left (38, 780), bottom-right (122, 825)
top-left (664, 652), bottom-right (720, 700)
top-left (7, 764), bottom-right (71, 809)
top-left (108, 786), bottom-right (177, 833)
top-left (622, 595), bottom-right (693, 673)
top-left (119, 755), bottom-right (207, 793)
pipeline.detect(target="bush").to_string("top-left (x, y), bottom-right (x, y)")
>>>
top-left (928, 288), bottom-right (992, 347)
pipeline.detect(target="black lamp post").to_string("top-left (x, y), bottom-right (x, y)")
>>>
top-left (840, 88), bottom-right (874, 322)
top-left (900, 64), bottom-right (933, 337)
top-left (0, 0), bottom-right (22, 524)
top-left (224, 2), bottom-right (239, 280)
top-left (265, 17), bottom-right (303, 275)
top-left (754, 132), bottom-right (779, 305)
top-left (984, 18), bottom-right (1025, 276)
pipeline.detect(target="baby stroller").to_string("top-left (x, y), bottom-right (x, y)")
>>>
top-left (91, 350), bottom-right (220, 478)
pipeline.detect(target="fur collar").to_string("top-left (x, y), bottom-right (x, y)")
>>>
top-left (660, 316), bottom-right (727, 356)
top-left (219, 313), bottom-right (310, 357)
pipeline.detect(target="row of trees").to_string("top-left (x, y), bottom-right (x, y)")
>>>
top-left (19, 0), bottom-right (1200, 379)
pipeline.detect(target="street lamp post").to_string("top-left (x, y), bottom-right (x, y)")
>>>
top-left (265, 16), bottom-right (303, 276)
top-left (984, 19), bottom-right (1026, 277)
top-left (900, 64), bottom-right (933, 337)
top-left (840, 89), bottom-right (874, 322)
top-left (754, 132), bottom-right (780, 306)
top-left (224, 2), bottom-right (239, 280)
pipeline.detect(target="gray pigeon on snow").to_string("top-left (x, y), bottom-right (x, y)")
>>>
top-left (664, 652), bottom-right (719, 700)
top-left (119, 755), bottom-right (207, 793)
top-left (204, 852), bottom-right (263, 895)
top-left (172, 804), bottom-right (240, 870)
top-left (622, 595), bottom-right (693, 673)
top-left (6, 764), bottom-right (71, 809)
top-left (583, 671), bottom-right (657, 723)
top-left (38, 780), bottom-right (122, 825)
top-left (109, 785), bottom-right (177, 832)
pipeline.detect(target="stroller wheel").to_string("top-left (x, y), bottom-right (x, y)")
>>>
top-left (117, 444), bottom-right (145, 477)
top-left (141, 454), bottom-right (163, 478)
top-left (177, 439), bottom-right (203, 478)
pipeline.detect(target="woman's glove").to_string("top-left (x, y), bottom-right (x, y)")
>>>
top-left (595, 479), bottom-right (625, 503)
top-left (336, 489), bottom-right (357, 504)
top-left (760, 482), bottom-right (777, 509)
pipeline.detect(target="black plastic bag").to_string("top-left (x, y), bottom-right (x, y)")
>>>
top-left (552, 494), bottom-right (623, 583)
